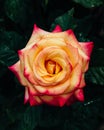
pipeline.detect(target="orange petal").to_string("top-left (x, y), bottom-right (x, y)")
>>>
top-left (62, 44), bottom-right (79, 67)
top-left (65, 29), bottom-right (80, 48)
top-left (65, 64), bottom-right (82, 93)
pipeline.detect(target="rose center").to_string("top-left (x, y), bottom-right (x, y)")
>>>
top-left (45, 60), bottom-right (62, 74)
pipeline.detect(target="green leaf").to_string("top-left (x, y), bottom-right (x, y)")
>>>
top-left (51, 8), bottom-right (77, 31)
top-left (74, 15), bottom-right (94, 39)
top-left (51, 9), bottom-right (94, 42)
top-left (38, 105), bottom-right (70, 128)
top-left (73, 0), bottom-right (103, 8)
top-left (0, 30), bottom-right (26, 67)
top-left (0, 30), bottom-right (26, 51)
top-left (67, 100), bottom-right (104, 130)
top-left (85, 48), bottom-right (104, 85)
top-left (0, 44), bottom-right (18, 66)
top-left (19, 106), bottom-right (41, 130)
top-left (4, 0), bottom-right (44, 29)
top-left (86, 66), bottom-right (104, 86)
top-left (4, 0), bottom-right (35, 29)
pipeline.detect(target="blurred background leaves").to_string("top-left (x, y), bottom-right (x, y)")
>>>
top-left (0, 0), bottom-right (104, 130)
top-left (73, 0), bottom-right (103, 8)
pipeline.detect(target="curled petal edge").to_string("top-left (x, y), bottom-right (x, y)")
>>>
top-left (79, 42), bottom-right (94, 57)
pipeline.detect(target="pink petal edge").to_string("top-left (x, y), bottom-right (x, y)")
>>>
top-left (66, 29), bottom-right (74, 35)
top-left (52, 25), bottom-right (62, 32)
top-left (33, 24), bottom-right (40, 32)
top-left (29, 94), bottom-right (42, 106)
top-left (8, 62), bottom-right (21, 82)
top-left (49, 96), bottom-right (68, 107)
top-left (24, 88), bottom-right (29, 104)
top-left (79, 42), bottom-right (94, 57)
top-left (75, 89), bottom-right (84, 101)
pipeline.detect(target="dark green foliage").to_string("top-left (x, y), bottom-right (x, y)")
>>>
top-left (73, 0), bottom-right (104, 8)
top-left (51, 8), bottom-right (77, 31)
top-left (4, 0), bottom-right (37, 29)
top-left (0, 0), bottom-right (104, 130)
top-left (86, 67), bottom-right (104, 85)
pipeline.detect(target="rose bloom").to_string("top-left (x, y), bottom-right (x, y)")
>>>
top-left (9, 24), bottom-right (93, 107)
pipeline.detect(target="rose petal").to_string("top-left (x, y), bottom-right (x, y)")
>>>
top-left (29, 92), bottom-right (42, 106)
top-left (19, 47), bottom-right (39, 85)
top-left (40, 93), bottom-right (72, 107)
top-left (24, 87), bottom-right (29, 104)
top-left (62, 44), bottom-right (79, 67)
top-left (27, 83), bottom-right (39, 95)
top-left (8, 61), bottom-right (26, 86)
top-left (66, 29), bottom-right (80, 48)
top-left (79, 42), bottom-right (94, 57)
top-left (26, 24), bottom-right (49, 47)
top-left (79, 74), bottom-right (86, 88)
top-left (74, 89), bottom-right (84, 101)
top-left (65, 30), bottom-right (89, 61)
top-left (33, 46), bottom-right (71, 86)
top-left (52, 25), bottom-right (62, 32)
top-left (64, 64), bottom-right (82, 93)
top-left (29, 95), bottom-right (42, 106)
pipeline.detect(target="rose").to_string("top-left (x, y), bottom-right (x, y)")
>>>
top-left (9, 24), bottom-right (93, 107)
